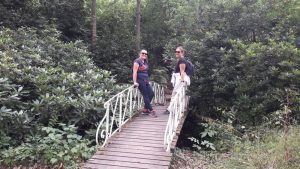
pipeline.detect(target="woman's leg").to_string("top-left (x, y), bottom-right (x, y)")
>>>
top-left (138, 81), bottom-right (152, 111)
top-left (146, 83), bottom-right (154, 106)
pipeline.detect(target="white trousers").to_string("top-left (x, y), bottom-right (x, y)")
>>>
top-left (168, 73), bottom-right (190, 112)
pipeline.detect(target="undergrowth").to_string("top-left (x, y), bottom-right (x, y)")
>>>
top-left (171, 126), bottom-right (300, 169)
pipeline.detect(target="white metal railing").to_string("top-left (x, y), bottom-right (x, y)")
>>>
top-left (96, 82), bottom-right (165, 147)
top-left (150, 82), bottom-right (166, 105)
top-left (164, 84), bottom-right (189, 152)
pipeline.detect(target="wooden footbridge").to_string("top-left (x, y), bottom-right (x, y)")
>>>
top-left (83, 82), bottom-right (189, 169)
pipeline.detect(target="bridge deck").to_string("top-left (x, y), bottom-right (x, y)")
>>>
top-left (83, 105), bottom-right (172, 169)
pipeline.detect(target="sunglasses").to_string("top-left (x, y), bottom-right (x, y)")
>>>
top-left (141, 52), bottom-right (148, 55)
top-left (175, 51), bottom-right (181, 53)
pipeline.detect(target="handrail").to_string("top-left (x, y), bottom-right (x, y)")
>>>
top-left (96, 82), bottom-right (165, 147)
top-left (164, 84), bottom-right (189, 152)
top-left (150, 82), bottom-right (166, 105)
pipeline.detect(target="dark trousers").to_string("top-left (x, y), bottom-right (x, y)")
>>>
top-left (138, 80), bottom-right (154, 111)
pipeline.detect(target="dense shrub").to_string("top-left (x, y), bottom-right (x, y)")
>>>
top-left (0, 27), bottom-right (115, 165)
top-left (172, 127), bottom-right (300, 169)
top-left (1, 124), bottom-right (94, 168)
top-left (215, 40), bottom-right (299, 125)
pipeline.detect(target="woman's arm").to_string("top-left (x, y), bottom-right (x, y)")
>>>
top-left (133, 62), bottom-right (139, 85)
top-left (179, 63), bottom-right (186, 81)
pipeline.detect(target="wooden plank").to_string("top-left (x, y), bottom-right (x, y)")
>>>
top-left (134, 116), bottom-right (168, 120)
top-left (121, 129), bottom-right (165, 135)
top-left (108, 144), bottom-right (166, 152)
top-left (87, 159), bottom-right (168, 169)
top-left (129, 122), bottom-right (167, 126)
top-left (120, 129), bottom-right (165, 135)
top-left (134, 118), bottom-right (168, 122)
top-left (136, 114), bottom-right (167, 117)
top-left (137, 114), bottom-right (167, 117)
top-left (125, 126), bottom-right (167, 130)
top-left (125, 124), bottom-right (167, 129)
top-left (113, 134), bottom-right (164, 141)
top-left (115, 131), bottom-right (165, 138)
top-left (84, 163), bottom-right (136, 169)
top-left (109, 140), bottom-right (164, 148)
top-left (95, 151), bottom-right (171, 161)
top-left (110, 137), bottom-right (163, 144)
top-left (134, 117), bottom-right (167, 120)
top-left (104, 147), bottom-right (171, 157)
top-left (128, 125), bottom-right (166, 129)
top-left (122, 129), bottom-right (165, 134)
top-left (123, 127), bottom-right (166, 131)
top-left (115, 132), bottom-right (165, 138)
top-left (117, 132), bottom-right (164, 138)
top-left (90, 155), bottom-right (170, 166)
top-left (130, 120), bottom-right (167, 124)
top-left (131, 119), bottom-right (167, 123)
top-left (120, 128), bottom-right (165, 133)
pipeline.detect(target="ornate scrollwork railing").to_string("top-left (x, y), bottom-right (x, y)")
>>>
top-left (150, 82), bottom-right (166, 105)
top-left (96, 82), bottom-right (165, 147)
top-left (164, 84), bottom-right (189, 152)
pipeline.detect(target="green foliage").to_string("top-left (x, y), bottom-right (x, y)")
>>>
top-left (172, 126), bottom-right (300, 169)
top-left (88, 0), bottom-right (136, 82)
top-left (215, 40), bottom-right (299, 124)
top-left (191, 117), bottom-right (241, 152)
top-left (1, 124), bottom-right (95, 168)
top-left (0, 0), bottom-right (87, 41)
top-left (170, 148), bottom-right (220, 169)
top-left (141, 0), bottom-right (173, 65)
top-left (223, 127), bottom-right (300, 169)
top-left (0, 78), bottom-right (31, 146)
top-left (1, 0), bottom-right (299, 167)
top-left (150, 67), bottom-right (169, 85)
top-left (39, 0), bottom-right (87, 41)
top-left (0, 0), bottom-right (46, 28)
top-left (0, 27), bottom-right (115, 154)
top-left (163, 0), bottom-right (299, 126)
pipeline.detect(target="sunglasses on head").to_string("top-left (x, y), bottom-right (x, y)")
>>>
top-left (141, 52), bottom-right (148, 55)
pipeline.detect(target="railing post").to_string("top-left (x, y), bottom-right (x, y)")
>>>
top-left (119, 93), bottom-right (123, 131)
top-left (104, 102), bottom-right (110, 146)
top-left (129, 88), bottom-right (133, 117)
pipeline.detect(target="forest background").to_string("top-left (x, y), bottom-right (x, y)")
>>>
top-left (0, 0), bottom-right (299, 168)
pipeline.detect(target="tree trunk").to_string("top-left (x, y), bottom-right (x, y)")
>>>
top-left (252, 30), bottom-right (256, 42)
top-left (91, 0), bottom-right (97, 49)
top-left (136, 0), bottom-right (141, 51)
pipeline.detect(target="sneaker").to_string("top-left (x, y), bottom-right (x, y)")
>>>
top-left (142, 108), bottom-right (150, 115)
top-left (149, 110), bottom-right (158, 118)
top-left (164, 110), bottom-right (170, 114)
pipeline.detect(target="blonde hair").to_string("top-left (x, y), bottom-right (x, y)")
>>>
top-left (139, 49), bottom-right (147, 54)
top-left (176, 46), bottom-right (185, 54)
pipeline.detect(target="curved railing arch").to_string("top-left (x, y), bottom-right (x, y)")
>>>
top-left (96, 82), bottom-right (165, 147)
top-left (164, 84), bottom-right (189, 152)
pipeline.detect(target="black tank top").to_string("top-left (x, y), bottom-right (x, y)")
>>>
top-left (175, 58), bottom-right (187, 73)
